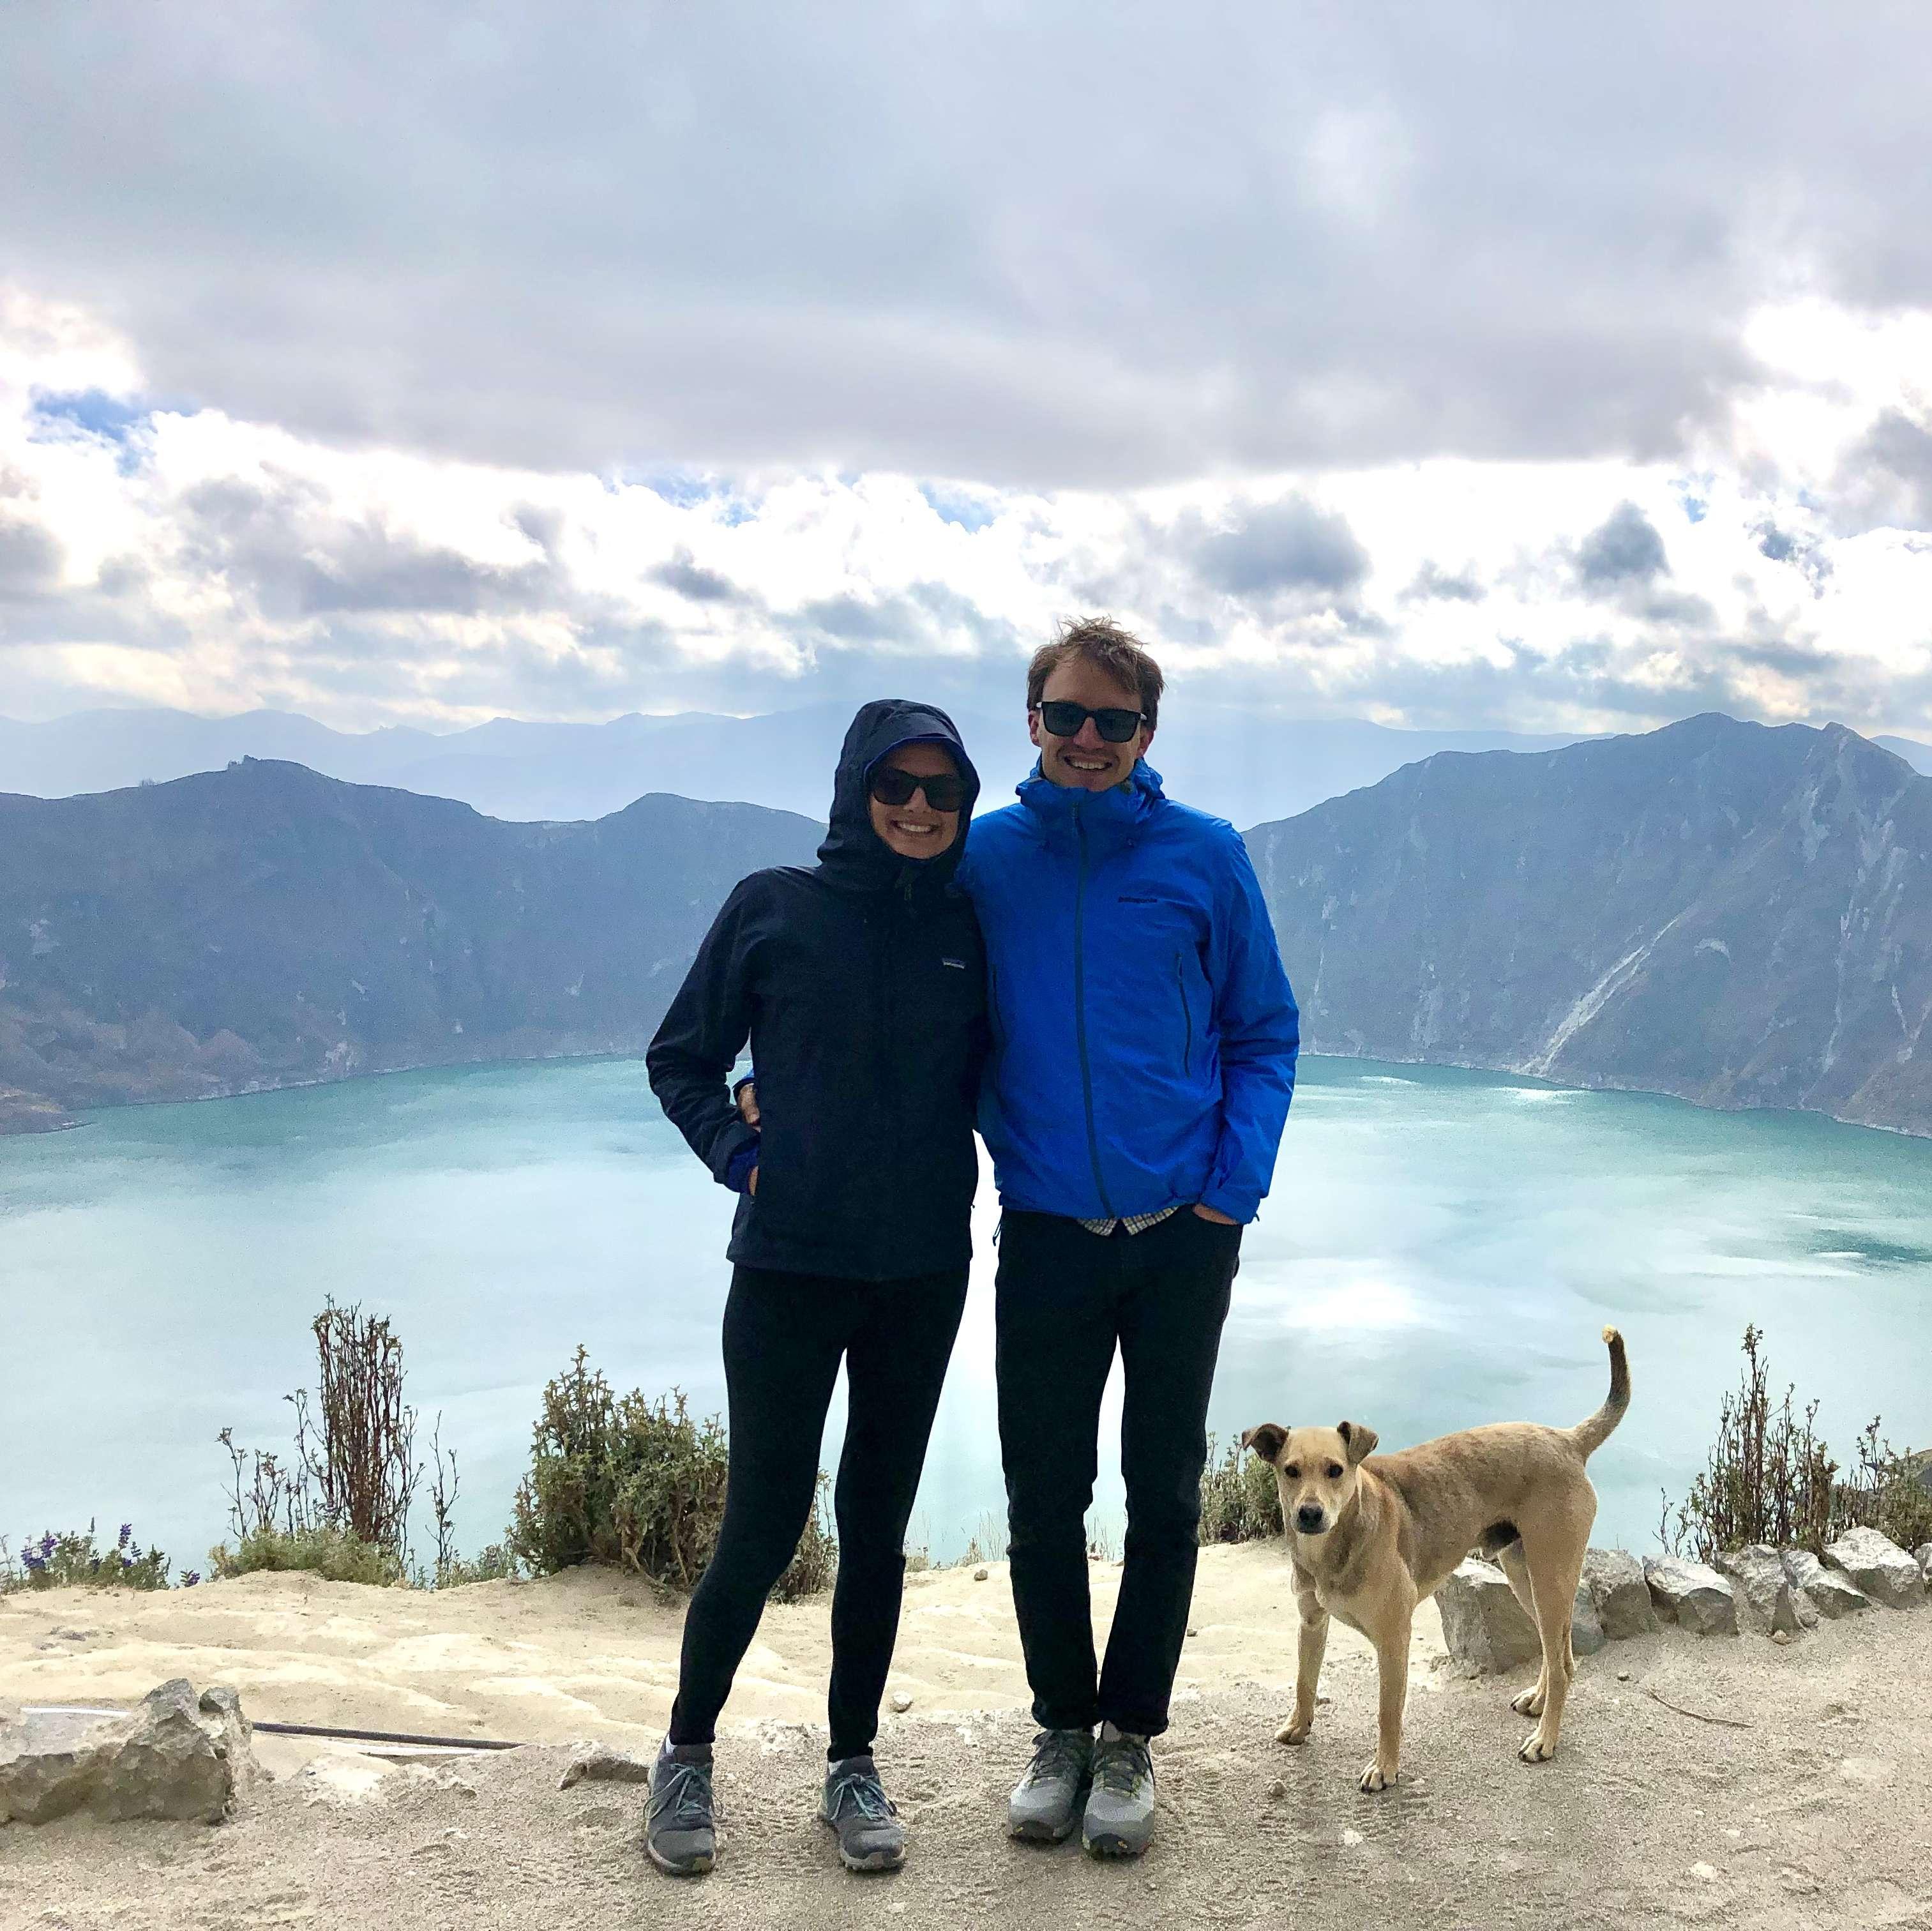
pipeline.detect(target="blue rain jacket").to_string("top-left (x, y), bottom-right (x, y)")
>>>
top-left (956, 759), bottom-right (1299, 1224)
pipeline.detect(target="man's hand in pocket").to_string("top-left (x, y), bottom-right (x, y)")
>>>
top-left (1192, 1203), bottom-right (1238, 1225)
top-left (737, 1081), bottom-right (760, 1128)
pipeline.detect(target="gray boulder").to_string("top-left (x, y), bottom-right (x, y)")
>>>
top-left (1915, 1543), bottom-right (1932, 1582)
top-left (1822, 1527), bottom-right (1927, 1610)
top-left (0, 1708), bottom-right (126, 1825)
top-left (1643, 1556), bottom-right (1739, 1635)
top-left (1714, 1543), bottom-right (1818, 1637)
top-left (1581, 1547), bottom-right (1661, 1639)
top-left (1782, 1548), bottom-right (1872, 1619)
top-left (1436, 1558), bottom-right (1541, 1673)
top-left (1570, 1584), bottom-right (1608, 1658)
top-left (0, 1679), bottom-right (257, 1826)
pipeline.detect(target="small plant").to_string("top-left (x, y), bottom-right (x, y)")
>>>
top-left (1, 1522), bottom-right (173, 1592)
top-left (1662, 1326), bottom-right (1837, 1561)
top-left (208, 1524), bottom-right (405, 1586)
top-left (215, 1298), bottom-right (508, 1586)
top-left (1198, 1434), bottom-right (1285, 1545)
top-left (1841, 1421), bottom-right (1932, 1553)
top-left (507, 1346), bottom-right (836, 1600)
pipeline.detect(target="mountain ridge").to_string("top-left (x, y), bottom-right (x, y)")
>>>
top-left (1246, 713), bottom-right (1932, 1135)
top-left (0, 759), bottom-right (822, 1131)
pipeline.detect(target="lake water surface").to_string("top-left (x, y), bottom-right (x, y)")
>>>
top-left (4, 1056), bottom-right (1929, 1575)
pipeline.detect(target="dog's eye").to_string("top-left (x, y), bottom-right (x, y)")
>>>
top-left (1325, 1463), bottom-right (1343, 1479)
top-left (1283, 1465), bottom-right (1299, 1479)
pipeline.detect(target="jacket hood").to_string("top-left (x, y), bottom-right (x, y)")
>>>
top-left (817, 699), bottom-right (981, 897)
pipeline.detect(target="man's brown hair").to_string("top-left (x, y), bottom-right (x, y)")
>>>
top-left (1026, 616), bottom-right (1165, 732)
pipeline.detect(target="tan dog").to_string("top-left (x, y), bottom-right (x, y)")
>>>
top-left (1242, 1326), bottom-right (1629, 1792)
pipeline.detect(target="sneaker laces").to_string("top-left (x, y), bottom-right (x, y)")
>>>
top-left (1094, 1732), bottom-right (1152, 1796)
top-left (651, 1757), bottom-right (713, 1831)
top-left (827, 1763), bottom-right (896, 1822)
top-left (1022, 1727), bottom-right (1091, 1786)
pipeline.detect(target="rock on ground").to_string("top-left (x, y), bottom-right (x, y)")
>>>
top-left (1823, 1527), bottom-right (1928, 1610)
top-left (1784, 1549), bottom-right (1873, 1621)
top-left (1570, 1586), bottom-right (1607, 1658)
top-left (1581, 1548), bottom-right (1659, 1639)
top-left (1436, 1559), bottom-right (1541, 1673)
top-left (1715, 1544), bottom-right (1818, 1637)
top-left (0, 1679), bottom-right (257, 1826)
top-left (1643, 1556), bottom-right (1739, 1636)
top-left (1916, 1543), bottom-right (1932, 1582)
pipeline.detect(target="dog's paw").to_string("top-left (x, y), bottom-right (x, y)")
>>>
top-left (1517, 1732), bottom-right (1557, 1764)
top-left (1276, 1716), bottom-right (1313, 1746)
top-left (1511, 1685), bottom-right (1546, 1716)
top-left (1358, 1762), bottom-right (1394, 1794)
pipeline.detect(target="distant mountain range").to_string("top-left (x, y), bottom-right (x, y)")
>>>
top-left (1248, 715), bottom-right (1932, 1136)
top-left (0, 762), bottom-right (819, 1132)
top-left (7, 715), bottom-right (1932, 1139)
top-left (0, 702), bottom-right (1595, 829)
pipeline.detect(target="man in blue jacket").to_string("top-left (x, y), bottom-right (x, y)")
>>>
top-left (956, 617), bottom-right (1299, 1859)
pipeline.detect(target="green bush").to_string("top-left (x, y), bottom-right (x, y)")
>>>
top-left (507, 1347), bottom-right (837, 1601)
top-left (1, 1523), bottom-right (174, 1592)
top-left (1198, 1434), bottom-right (1284, 1545)
top-left (208, 1524), bottom-right (405, 1586)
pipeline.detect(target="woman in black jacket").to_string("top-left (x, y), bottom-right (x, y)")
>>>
top-left (642, 699), bottom-right (985, 1879)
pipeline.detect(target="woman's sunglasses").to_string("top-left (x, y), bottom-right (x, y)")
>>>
top-left (1033, 700), bottom-right (1147, 743)
top-left (868, 768), bottom-right (969, 812)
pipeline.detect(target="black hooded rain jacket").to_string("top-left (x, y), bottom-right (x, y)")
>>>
top-left (645, 700), bottom-right (987, 1281)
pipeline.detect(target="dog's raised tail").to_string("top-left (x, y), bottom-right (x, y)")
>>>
top-left (1569, 1326), bottom-right (1630, 1458)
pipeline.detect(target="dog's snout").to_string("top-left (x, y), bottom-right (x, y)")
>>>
top-left (1295, 1504), bottom-right (1327, 1534)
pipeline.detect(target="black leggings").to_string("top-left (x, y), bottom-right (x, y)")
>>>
top-left (668, 1263), bottom-right (969, 1762)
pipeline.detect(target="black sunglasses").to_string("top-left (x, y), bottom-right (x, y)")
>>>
top-left (868, 768), bottom-right (969, 812)
top-left (1034, 699), bottom-right (1147, 743)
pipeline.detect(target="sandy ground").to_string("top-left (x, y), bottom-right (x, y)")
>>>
top-left (4, 1546), bottom-right (1931, 1930)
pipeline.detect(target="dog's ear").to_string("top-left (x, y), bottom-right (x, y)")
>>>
top-left (1242, 1423), bottom-right (1287, 1465)
top-left (1336, 1420), bottom-right (1378, 1465)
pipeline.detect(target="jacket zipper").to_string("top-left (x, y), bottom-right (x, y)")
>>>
top-left (1176, 955), bottom-right (1193, 1077)
top-left (1073, 810), bottom-right (1116, 1219)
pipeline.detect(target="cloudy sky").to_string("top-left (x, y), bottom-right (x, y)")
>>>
top-left (4, 2), bottom-right (1932, 736)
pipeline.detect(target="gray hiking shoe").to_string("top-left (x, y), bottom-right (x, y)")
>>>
top-left (1006, 1726), bottom-right (1095, 1843)
top-left (646, 1739), bottom-right (716, 1877)
top-left (820, 1755), bottom-right (905, 1872)
top-left (1082, 1722), bottom-right (1155, 1858)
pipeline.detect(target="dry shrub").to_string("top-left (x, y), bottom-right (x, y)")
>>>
top-left (507, 1347), bottom-right (836, 1601)
top-left (1198, 1434), bottom-right (1284, 1545)
top-left (1663, 1325), bottom-right (1931, 1559)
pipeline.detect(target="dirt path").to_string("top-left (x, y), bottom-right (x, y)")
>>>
top-left (4, 1559), bottom-right (1931, 1929)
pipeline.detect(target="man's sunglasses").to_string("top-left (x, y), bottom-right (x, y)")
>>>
top-left (868, 768), bottom-right (969, 812)
top-left (1033, 700), bottom-right (1147, 743)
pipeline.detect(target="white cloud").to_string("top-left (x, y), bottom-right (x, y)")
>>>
top-left (3, 286), bottom-right (1932, 738)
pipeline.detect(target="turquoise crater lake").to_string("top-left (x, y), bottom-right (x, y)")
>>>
top-left (4, 1056), bottom-right (1928, 1576)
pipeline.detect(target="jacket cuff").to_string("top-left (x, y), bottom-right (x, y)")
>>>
top-left (706, 1117), bottom-right (760, 1186)
top-left (1198, 1181), bottom-right (1258, 1224)
top-left (723, 1138), bottom-right (760, 1195)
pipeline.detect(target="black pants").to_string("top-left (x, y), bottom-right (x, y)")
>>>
top-left (995, 1208), bottom-right (1240, 1738)
top-left (668, 1263), bottom-right (968, 1762)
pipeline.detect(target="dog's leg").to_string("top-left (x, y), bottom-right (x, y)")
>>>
top-left (1516, 1539), bottom-right (1584, 1764)
top-left (1495, 1538), bottom-right (1549, 1718)
top-left (1359, 1603), bottom-right (1412, 1794)
top-left (1277, 1589), bottom-right (1329, 1745)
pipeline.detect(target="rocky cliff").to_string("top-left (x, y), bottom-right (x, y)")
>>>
top-left (1248, 714), bottom-right (1932, 1134)
top-left (0, 760), bottom-right (821, 1128)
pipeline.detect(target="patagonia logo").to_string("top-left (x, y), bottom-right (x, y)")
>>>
top-left (940, 957), bottom-right (967, 970)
